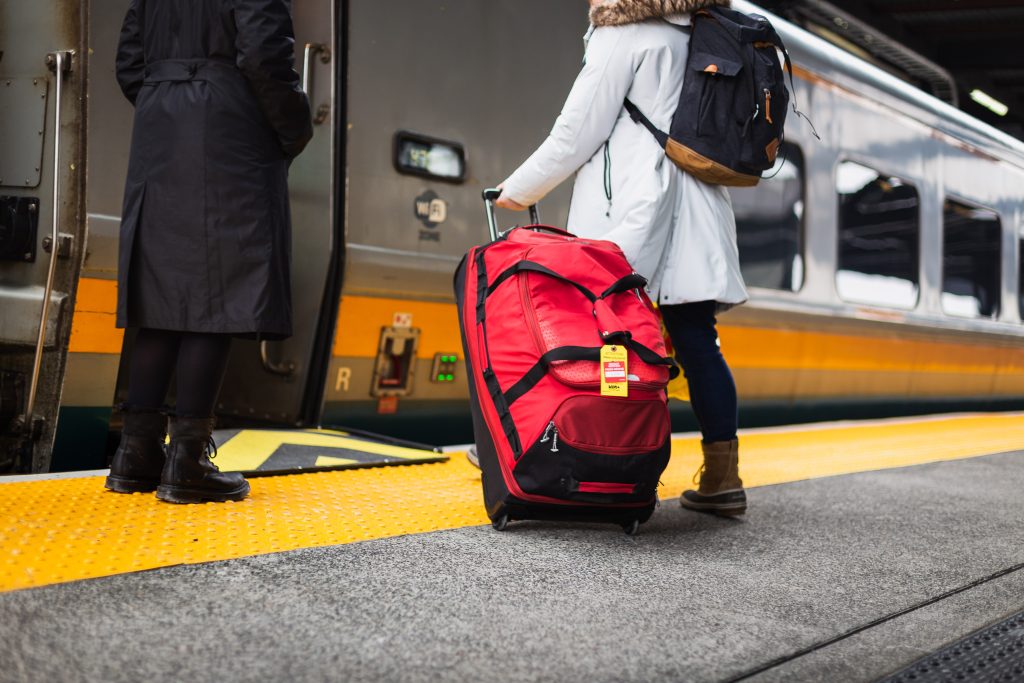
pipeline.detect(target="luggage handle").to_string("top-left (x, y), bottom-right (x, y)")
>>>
top-left (482, 188), bottom-right (541, 241)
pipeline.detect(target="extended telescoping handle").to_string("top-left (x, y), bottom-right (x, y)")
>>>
top-left (482, 188), bottom-right (540, 241)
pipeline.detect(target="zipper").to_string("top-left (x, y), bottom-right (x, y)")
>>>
top-left (764, 88), bottom-right (773, 125)
top-left (603, 141), bottom-right (612, 217)
top-left (539, 421), bottom-right (559, 452)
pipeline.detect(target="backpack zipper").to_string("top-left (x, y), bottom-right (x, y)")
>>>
top-left (764, 88), bottom-right (773, 125)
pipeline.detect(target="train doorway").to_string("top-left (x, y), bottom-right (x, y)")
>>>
top-left (212, 0), bottom-right (344, 429)
top-left (0, 2), bottom-right (89, 472)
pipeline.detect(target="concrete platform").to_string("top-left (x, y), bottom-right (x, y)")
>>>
top-left (1, 450), bottom-right (1022, 682)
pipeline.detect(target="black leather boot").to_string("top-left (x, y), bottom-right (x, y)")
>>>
top-left (156, 416), bottom-right (250, 504)
top-left (105, 410), bottom-right (167, 493)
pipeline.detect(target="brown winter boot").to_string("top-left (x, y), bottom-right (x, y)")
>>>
top-left (156, 417), bottom-right (249, 504)
top-left (680, 439), bottom-right (746, 516)
top-left (105, 409), bottom-right (167, 493)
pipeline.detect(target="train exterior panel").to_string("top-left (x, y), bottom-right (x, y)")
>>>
top-left (2, 0), bottom-right (1023, 471)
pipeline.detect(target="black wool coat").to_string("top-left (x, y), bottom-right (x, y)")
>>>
top-left (115, 0), bottom-right (313, 338)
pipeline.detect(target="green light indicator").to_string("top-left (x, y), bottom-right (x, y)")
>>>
top-left (437, 374), bottom-right (444, 381)
top-left (446, 374), bottom-right (454, 381)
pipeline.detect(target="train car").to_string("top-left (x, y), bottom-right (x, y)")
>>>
top-left (2, 0), bottom-right (1023, 474)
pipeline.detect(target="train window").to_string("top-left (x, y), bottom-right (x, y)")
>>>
top-left (942, 199), bottom-right (1001, 319)
top-left (1020, 235), bottom-right (1024, 321)
top-left (835, 161), bottom-right (920, 309)
top-left (393, 131), bottom-right (466, 183)
top-left (730, 143), bottom-right (804, 291)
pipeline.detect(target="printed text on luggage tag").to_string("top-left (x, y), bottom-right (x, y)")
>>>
top-left (600, 345), bottom-right (628, 397)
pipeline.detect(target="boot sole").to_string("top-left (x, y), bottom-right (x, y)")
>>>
top-left (680, 490), bottom-right (747, 517)
top-left (105, 475), bottom-right (159, 494)
top-left (680, 500), bottom-right (747, 517)
top-left (155, 481), bottom-right (250, 504)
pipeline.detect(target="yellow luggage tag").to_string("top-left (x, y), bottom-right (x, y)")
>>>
top-left (600, 344), bottom-right (628, 397)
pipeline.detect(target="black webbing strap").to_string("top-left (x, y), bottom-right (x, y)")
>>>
top-left (599, 273), bottom-right (648, 300)
top-left (474, 250), bottom-right (490, 323)
top-left (625, 339), bottom-right (679, 379)
top-left (503, 342), bottom-right (678, 406)
top-left (503, 346), bottom-right (602, 406)
top-left (623, 99), bottom-right (669, 149)
top-left (487, 260), bottom-right (597, 302)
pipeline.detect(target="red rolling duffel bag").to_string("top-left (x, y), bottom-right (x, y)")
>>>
top-left (454, 189), bottom-right (678, 535)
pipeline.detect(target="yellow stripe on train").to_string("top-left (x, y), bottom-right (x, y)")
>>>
top-left (66, 278), bottom-right (1024, 395)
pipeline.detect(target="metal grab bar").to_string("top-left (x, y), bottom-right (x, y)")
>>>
top-left (301, 42), bottom-right (330, 95)
top-left (260, 340), bottom-right (296, 378)
top-left (24, 50), bottom-right (72, 425)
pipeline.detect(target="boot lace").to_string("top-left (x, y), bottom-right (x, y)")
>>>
top-left (203, 436), bottom-right (221, 471)
top-left (692, 463), bottom-right (705, 486)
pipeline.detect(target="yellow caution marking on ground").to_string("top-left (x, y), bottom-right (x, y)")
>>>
top-left (1, 413), bottom-right (1022, 593)
top-left (657, 413), bottom-right (1024, 500)
top-left (212, 428), bottom-right (439, 472)
top-left (314, 456), bottom-right (361, 467)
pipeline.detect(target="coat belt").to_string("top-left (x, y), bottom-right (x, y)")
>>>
top-left (143, 58), bottom-right (236, 84)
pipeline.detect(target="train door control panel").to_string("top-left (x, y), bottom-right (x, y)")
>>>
top-left (430, 353), bottom-right (458, 383)
top-left (371, 326), bottom-right (420, 397)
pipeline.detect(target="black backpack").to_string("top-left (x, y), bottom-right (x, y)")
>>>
top-left (625, 6), bottom-right (809, 187)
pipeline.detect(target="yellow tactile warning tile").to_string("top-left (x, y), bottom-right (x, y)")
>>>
top-left (212, 428), bottom-right (443, 472)
top-left (1, 413), bottom-right (1023, 593)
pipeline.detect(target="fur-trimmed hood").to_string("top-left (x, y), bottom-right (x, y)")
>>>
top-left (589, 0), bottom-right (730, 27)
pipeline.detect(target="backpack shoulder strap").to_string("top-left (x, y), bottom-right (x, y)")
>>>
top-left (621, 18), bottom-right (693, 149)
top-left (623, 99), bottom-right (668, 149)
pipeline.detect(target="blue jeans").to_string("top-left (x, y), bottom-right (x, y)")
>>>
top-left (660, 301), bottom-right (738, 443)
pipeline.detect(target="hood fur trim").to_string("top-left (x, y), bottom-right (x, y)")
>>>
top-left (590, 0), bottom-right (730, 27)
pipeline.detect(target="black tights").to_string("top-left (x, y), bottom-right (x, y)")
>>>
top-left (126, 328), bottom-right (232, 417)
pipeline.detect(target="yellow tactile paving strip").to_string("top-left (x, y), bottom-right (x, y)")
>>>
top-left (211, 428), bottom-right (444, 472)
top-left (1, 413), bottom-right (1023, 593)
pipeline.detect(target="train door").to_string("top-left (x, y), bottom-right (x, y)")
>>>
top-left (212, 0), bottom-right (341, 427)
top-left (0, 3), bottom-right (89, 472)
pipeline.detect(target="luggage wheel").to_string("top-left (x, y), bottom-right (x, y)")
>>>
top-left (491, 514), bottom-right (510, 531)
top-left (622, 520), bottom-right (640, 536)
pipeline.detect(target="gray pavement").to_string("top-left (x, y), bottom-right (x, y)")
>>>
top-left (1, 451), bottom-right (1023, 683)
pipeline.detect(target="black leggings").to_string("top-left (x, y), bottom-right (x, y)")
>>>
top-left (660, 301), bottom-right (738, 444)
top-left (126, 328), bottom-right (232, 417)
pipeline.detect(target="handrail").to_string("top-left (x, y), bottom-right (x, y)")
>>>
top-left (24, 50), bottom-right (72, 425)
top-left (260, 340), bottom-right (296, 377)
top-left (301, 42), bottom-right (329, 95)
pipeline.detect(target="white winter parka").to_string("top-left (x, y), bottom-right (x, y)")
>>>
top-left (502, 4), bottom-right (748, 308)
